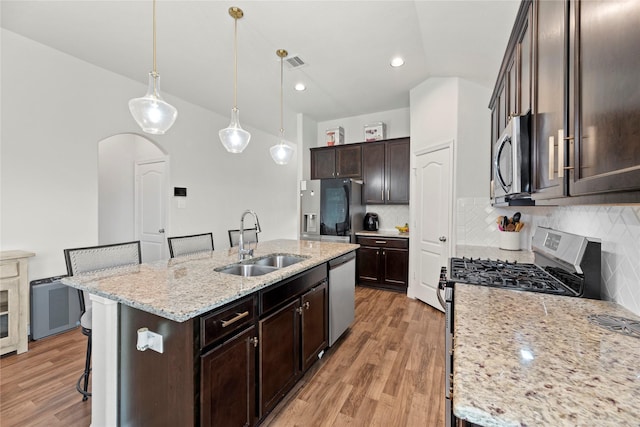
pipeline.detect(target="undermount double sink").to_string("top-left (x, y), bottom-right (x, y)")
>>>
top-left (215, 254), bottom-right (308, 277)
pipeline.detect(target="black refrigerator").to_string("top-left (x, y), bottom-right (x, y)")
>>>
top-left (299, 178), bottom-right (364, 243)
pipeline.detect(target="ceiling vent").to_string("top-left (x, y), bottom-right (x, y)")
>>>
top-left (285, 56), bottom-right (306, 69)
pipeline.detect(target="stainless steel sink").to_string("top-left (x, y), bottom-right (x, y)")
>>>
top-left (252, 254), bottom-right (307, 268)
top-left (215, 254), bottom-right (308, 277)
top-left (215, 264), bottom-right (278, 277)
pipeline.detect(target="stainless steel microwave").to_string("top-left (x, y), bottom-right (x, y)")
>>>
top-left (492, 114), bottom-right (531, 205)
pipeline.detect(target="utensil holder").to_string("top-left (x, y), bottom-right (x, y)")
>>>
top-left (499, 231), bottom-right (520, 251)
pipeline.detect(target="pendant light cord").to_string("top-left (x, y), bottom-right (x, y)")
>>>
top-left (233, 15), bottom-right (238, 108)
top-left (152, 0), bottom-right (157, 74)
top-left (280, 55), bottom-right (284, 135)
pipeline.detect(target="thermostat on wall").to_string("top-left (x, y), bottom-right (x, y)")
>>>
top-left (174, 187), bottom-right (187, 197)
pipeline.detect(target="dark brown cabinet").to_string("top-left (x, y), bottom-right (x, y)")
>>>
top-left (356, 236), bottom-right (408, 292)
top-left (201, 326), bottom-right (257, 427)
top-left (362, 138), bottom-right (410, 204)
top-left (567, 0), bottom-right (640, 199)
top-left (259, 266), bottom-right (328, 418)
top-left (310, 145), bottom-right (362, 179)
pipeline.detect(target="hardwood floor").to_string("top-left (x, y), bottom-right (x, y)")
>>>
top-left (263, 286), bottom-right (445, 427)
top-left (0, 327), bottom-right (91, 427)
top-left (0, 286), bottom-right (444, 427)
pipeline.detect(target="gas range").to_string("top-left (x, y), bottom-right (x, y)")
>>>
top-left (444, 227), bottom-right (602, 299)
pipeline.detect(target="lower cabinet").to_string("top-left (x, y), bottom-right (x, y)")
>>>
top-left (356, 236), bottom-right (409, 292)
top-left (259, 279), bottom-right (328, 417)
top-left (119, 264), bottom-right (330, 427)
top-left (201, 326), bottom-right (257, 427)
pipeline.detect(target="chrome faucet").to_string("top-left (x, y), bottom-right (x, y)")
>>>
top-left (238, 210), bottom-right (261, 261)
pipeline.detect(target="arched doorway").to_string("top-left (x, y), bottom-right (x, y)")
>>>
top-left (98, 133), bottom-right (169, 262)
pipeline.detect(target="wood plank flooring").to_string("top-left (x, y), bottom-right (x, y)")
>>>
top-left (0, 286), bottom-right (444, 427)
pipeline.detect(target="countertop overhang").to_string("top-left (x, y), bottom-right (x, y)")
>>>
top-left (453, 283), bottom-right (640, 426)
top-left (62, 239), bottom-right (358, 322)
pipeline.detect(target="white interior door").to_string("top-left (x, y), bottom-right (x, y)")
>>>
top-left (135, 159), bottom-right (167, 262)
top-left (410, 144), bottom-right (453, 311)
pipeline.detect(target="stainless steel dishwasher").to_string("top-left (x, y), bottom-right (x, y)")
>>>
top-left (328, 251), bottom-right (356, 346)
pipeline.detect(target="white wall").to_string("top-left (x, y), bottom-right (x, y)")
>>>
top-left (410, 78), bottom-right (459, 152)
top-left (1, 29), bottom-right (298, 281)
top-left (316, 107), bottom-right (410, 146)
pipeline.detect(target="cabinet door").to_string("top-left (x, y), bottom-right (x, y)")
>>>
top-left (518, 3), bottom-right (533, 115)
top-left (259, 299), bottom-right (300, 417)
top-left (356, 246), bottom-right (380, 285)
top-left (386, 139), bottom-right (410, 204)
top-left (506, 55), bottom-right (517, 119)
top-left (381, 248), bottom-right (409, 290)
top-left (569, 0), bottom-right (640, 196)
top-left (532, 0), bottom-right (566, 199)
top-left (0, 277), bottom-right (19, 352)
top-left (311, 148), bottom-right (336, 179)
top-left (301, 281), bottom-right (328, 372)
top-left (335, 145), bottom-right (362, 178)
top-left (362, 142), bottom-right (386, 204)
top-left (201, 326), bottom-right (256, 427)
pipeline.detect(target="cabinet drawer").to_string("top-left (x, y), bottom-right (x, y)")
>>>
top-left (356, 237), bottom-right (408, 249)
top-left (200, 295), bottom-right (257, 349)
top-left (260, 265), bottom-right (327, 315)
top-left (0, 261), bottom-right (18, 279)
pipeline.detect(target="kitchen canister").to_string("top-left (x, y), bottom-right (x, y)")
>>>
top-left (499, 231), bottom-right (520, 251)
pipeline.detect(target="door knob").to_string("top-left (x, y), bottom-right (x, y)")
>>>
top-left (439, 236), bottom-right (447, 242)
top-left (158, 228), bottom-right (165, 233)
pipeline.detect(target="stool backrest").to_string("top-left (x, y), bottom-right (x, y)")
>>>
top-left (167, 233), bottom-right (214, 258)
top-left (228, 228), bottom-right (259, 247)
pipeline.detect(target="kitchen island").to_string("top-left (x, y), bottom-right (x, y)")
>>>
top-left (62, 239), bottom-right (358, 427)
top-left (453, 283), bottom-right (640, 426)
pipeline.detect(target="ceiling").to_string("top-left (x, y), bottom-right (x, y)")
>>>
top-left (1, 1), bottom-right (520, 135)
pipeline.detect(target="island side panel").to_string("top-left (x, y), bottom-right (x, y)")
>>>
top-left (119, 305), bottom-right (197, 426)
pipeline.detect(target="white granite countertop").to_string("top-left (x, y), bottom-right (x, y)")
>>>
top-left (62, 239), bottom-right (358, 322)
top-left (454, 283), bottom-right (640, 426)
top-left (356, 229), bottom-right (410, 239)
top-left (456, 245), bottom-right (534, 263)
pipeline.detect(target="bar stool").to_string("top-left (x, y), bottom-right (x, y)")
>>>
top-left (228, 228), bottom-right (258, 247)
top-left (63, 241), bottom-right (142, 401)
top-left (167, 232), bottom-right (214, 258)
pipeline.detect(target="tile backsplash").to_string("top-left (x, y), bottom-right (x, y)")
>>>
top-left (364, 205), bottom-right (409, 231)
top-left (456, 197), bottom-right (640, 316)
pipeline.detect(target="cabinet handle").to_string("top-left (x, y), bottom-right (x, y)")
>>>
top-left (381, 189), bottom-right (384, 201)
top-left (375, 240), bottom-right (387, 244)
top-left (558, 129), bottom-right (564, 178)
top-left (382, 251), bottom-right (385, 256)
top-left (250, 337), bottom-right (259, 348)
top-left (220, 311), bottom-right (249, 328)
top-left (387, 189), bottom-right (390, 201)
top-left (548, 136), bottom-right (555, 181)
top-left (304, 301), bottom-right (310, 310)
top-left (296, 306), bottom-right (303, 315)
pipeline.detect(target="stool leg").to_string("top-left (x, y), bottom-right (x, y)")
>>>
top-left (76, 330), bottom-right (92, 401)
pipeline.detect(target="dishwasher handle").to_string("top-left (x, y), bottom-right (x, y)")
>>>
top-left (329, 251), bottom-right (356, 269)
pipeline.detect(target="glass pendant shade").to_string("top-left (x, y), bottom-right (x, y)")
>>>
top-left (129, 72), bottom-right (178, 135)
top-left (270, 138), bottom-right (294, 165)
top-left (219, 107), bottom-right (251, 153)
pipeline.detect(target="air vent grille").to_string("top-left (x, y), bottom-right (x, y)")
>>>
top-left (285, 56), bottom-right (305, 69)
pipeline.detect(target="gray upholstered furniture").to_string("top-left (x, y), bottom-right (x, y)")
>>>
top-left (63, 241), bottom-right (141, 401)
top-left (167, 233), bottom-right (214, 258)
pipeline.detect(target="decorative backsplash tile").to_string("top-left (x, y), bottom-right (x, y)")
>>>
top-left (364, 205), bottom-right (409, 231)
top-left (456, 197), bottom-right (640, 316)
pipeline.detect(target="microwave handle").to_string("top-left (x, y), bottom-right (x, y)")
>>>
top-left (494, 135), bottom-right (511, 192)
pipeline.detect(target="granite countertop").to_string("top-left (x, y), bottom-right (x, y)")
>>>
top-left (454, 283), bottom-right (640, 426)
top-left (356, 229), bottom-right (410, 239)
top-left (62, 239), bottom-right (358, 322)
top-left (456, 245), bottom-right (534, 263)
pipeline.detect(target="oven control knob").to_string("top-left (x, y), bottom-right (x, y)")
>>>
top-left (439, 236), bottom-right (447, 242)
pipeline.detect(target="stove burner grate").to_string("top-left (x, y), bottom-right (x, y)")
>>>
top-left (588, 314), bottom-right (640, 339)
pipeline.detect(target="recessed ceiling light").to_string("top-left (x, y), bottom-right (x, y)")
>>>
top-left (390, 57), bottom-right (405, 67)
top-left (295, 83), bottom-right (306, 91)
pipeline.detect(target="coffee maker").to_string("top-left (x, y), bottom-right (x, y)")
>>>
top-left (363, 213), bottom-right (379, 231)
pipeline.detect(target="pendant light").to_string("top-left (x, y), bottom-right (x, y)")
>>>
top-left (269, 49), bottom-right (295, 165)
top-left (219, 7), bottom-right (251, 153)
top-left (128, 0), bottom-right (177, 135)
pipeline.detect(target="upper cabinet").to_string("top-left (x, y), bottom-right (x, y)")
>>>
top-left (491, 0), bottom-right (640, 205)
top-left (310, 145), bottom-right (362, 180)
top-left (362, 138), bottom-right (410, 204)
top-left (567, 0), bottom-right (640, 199)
